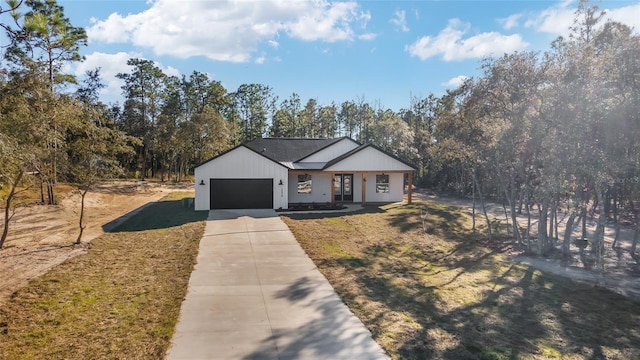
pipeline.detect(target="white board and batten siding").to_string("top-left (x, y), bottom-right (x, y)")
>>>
top-left (364, 172), bottom-right (404, 202)
top-left (194, 146), bottom-right (289, 210)
top-left (324, 146), bottom-right (414, 172)
top-left (301, 138), bottom-right (360, 163)
top-left (288, 172), bottom-right (333, 203)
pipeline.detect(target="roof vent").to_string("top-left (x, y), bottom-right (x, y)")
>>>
top-left (262, 148), bottom-right (266, 152)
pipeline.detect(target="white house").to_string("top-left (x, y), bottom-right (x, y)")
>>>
top-left (194, 137), bottom-right (415, 210)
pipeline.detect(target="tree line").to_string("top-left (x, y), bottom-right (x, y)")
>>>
top-left (1, 0), bottom-right (135, 247)
top-left (1, 0), bottom-right (639, 263)
top-left (112, 61), bottom-right (416, 183)
top-left (425, 2), bottom-right (640, 267)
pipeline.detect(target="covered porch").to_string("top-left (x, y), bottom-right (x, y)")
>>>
top-left (287, 170), bottom-right (413, 206)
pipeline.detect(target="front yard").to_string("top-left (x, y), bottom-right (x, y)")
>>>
top-left (1, 195), bottom-right (638, 359)
top-left (282, 200), bottom-right (640, 359)
top-left (0, 192), bottom-right (207, 359)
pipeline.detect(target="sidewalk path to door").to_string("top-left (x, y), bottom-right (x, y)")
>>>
top-left (166, 209), bottom-right (389, 360)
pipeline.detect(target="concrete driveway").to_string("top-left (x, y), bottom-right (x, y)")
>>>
top-left (166, 209), bottom-right (388, 360)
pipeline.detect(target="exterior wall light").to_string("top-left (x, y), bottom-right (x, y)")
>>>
top-left (199, 180), bottom-right (205, 185)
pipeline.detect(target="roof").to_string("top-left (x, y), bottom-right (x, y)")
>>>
top-left (196, 137), bottom-right (416, 171)
top-left (323, 143), bottom-right (416, 170)
top-left (196, 137), bottom-right (348, 169)
top-left (244, 137), bottom-right (345, 163)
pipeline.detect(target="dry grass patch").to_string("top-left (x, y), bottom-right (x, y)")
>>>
top-left (0, 183), bottom-right (75, 206)
top-left (282, 200), bottom-right (640, 360)
top-left (0, 192), bottom-right (207, 360)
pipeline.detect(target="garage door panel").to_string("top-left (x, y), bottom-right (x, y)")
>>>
top-left (210, 179), bottom-right (273, 209)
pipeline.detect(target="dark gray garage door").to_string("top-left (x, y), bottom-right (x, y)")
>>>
top-left (210, 179), bottom-right (273, 209)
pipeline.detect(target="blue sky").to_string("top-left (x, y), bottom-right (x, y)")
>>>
top-left (55, 0), bottom-right (640, 111)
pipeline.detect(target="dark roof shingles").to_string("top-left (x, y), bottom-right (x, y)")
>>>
top-left (244, 138), bottom-right (342, 163)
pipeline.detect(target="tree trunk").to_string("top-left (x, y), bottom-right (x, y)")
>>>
top-left (581, 206), bottom-right (588, 240)
top-left (592, 186), bottom-right (606, 273)
top-left (507, 175), bottom-right (521, 245)
top-left (553, 202), bottom-right (560, 242)
top-left (612, 188), bottom-right (618, 223)
top-left (140, 147), bottom-right (147, 181)
top-left (604, 188), bottom-right (611, 222)
top-left (563, 210), bottom-right (578, 259)
top-left (537, 197), bottom-right (549, 256)
top-left (631, 208), bottom-right (640, 263)
top-left (46, 178), bottom-right (56, 205)
top-left (612, 222), bottom-right (621, 249)
top-left (472, 179), bottom-right (476, 234)
top-left (502, 198), bottom-right (510, 237)
top-left (1, 171), bottom-right (24, 249)
top-left (473, 170), bottom-right (491, 241)
top-left (525, 198), bottom-right (532, 253)
top-left (40, 178), bottom-right (45, 204)
top-left (75, 187), bottom-right (89, 244)
top-left (517, 186), bottom-right (524, 214)
top-left (549, 199), bottom-right (555, 244)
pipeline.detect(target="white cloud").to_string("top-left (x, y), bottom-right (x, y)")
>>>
top-left (162, 65), bottom-right (180, 77)
top-left (255, 56), bottom-right (266, 64)
top-left (359, 10), bottom-right (371, 29)
top-left (406, 19), bottom-right (528, 61)
top-left (605, 3), bottom-right (640, 32)
top-left (73, 52), bottom-right (139, 102)
top-left (523, 0), bottom-right (574, 36)
top-left (499, 14), bottom-right (522, 30)
top-left (268, 40), bottom-right (279, 49)
top-left (88, 13), bottom-right (137, 43)
top-left (442, 75), bottom-right (469, 88)
top-left (358, 33), bottom-right (377, 41)
top-left (73, 52), bottom-right (180, 104)
top-left (521, 1), bottom-right (639, 37)
top-left (287, 2), bottom-right (370, 42)
top-left (390, 10), bottom-right (410, 32)
top-left (87, 0), bottom-right (370, 63)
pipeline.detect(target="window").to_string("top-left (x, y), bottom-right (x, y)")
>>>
top-left (297, 174), bottom-right (312, 194)
top-left (376, 174), bottom-right (389, 193)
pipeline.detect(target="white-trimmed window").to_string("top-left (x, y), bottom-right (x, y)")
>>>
top-left (297, 174), bottom-right (312, 194)
top-left (376, 174), bottom-right (389, 193)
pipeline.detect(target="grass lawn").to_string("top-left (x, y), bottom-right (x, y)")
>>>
top-left (0, 192), bottom-right (208, 360)
top-left (282, 200), bottom-right (640, 360)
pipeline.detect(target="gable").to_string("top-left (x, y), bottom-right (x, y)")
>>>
top-left (298, 137), bottom-right (360, 163)
top-left (195, 145), bottom-right (287, 173)
top-left (324, 146), bottom-right (415, 172)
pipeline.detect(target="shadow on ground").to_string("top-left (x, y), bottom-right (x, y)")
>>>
top-left (283, 205), bottom-right (386, 221)
top-left (285, 198), bottom-right (640, 359)
top-left (103, 198), bottom-right (208, 233)
top-left (243, 276), bottom-right (387, 360)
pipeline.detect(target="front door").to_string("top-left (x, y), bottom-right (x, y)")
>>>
top-left (334, 174), bottom-right (353, 202)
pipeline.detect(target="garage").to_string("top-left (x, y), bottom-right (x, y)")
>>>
top-left (210, 178), bottom-right (273, 209)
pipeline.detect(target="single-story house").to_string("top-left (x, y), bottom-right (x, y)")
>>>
top-left (194, 137), bottom-right (415, 210)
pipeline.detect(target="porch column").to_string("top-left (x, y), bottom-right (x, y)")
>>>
top-left (407, 171), bottom-right (413, 205)
top-left (361, 172), bottom-right (366, 205)
top-left (330, 172), bottom-right (335, 204)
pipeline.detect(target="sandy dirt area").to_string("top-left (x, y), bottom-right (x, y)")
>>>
top-left (416, 190), bottom-right (640, 301)
top-left (0, 181), bottom-right (192, 305)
